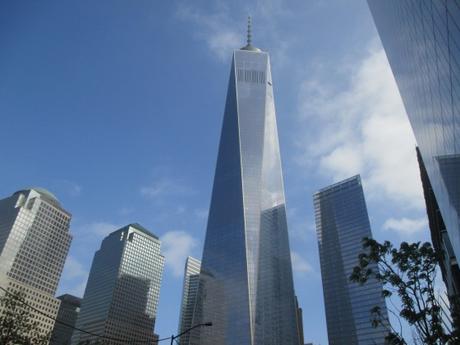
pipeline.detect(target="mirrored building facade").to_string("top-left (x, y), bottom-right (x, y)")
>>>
top-left (177, 256), bottom-right (201, 345)
top-left (0, 188), bottom-right (72, 338)
top-left (191, 38), bottom-right (300, 345)
top-left (368, 0), bottom-right (460, 294)
top-left (314, 176), bottom-right (388, 345)
top-left (70, 223), bottom-right (164, 345)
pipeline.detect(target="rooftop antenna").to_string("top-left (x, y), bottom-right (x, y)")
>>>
top-left (241, 16), bottom-right (260, 51)
top-left (247, 16), bottom-right (252, 46)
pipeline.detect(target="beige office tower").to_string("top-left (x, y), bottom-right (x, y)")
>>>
top-left (0, 188), bottom-right (72, 339)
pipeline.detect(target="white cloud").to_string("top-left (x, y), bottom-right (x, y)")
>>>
top-left (71, 221), bottom-right (121, 247)
top-left (61, 256), bottom-right (87, 280)
top-left (86, 222), bottom-right (120, 237)
top-left (59, 256), bottom-right (89, 298)
top-left (296, 44), bottom-right (424, 209)
top-left (176, 4), bottom-right (240, 62)
top-left (319, 145), bottom-right (363, 181)
top-left (175, 1), bottom-right (294, 66)
top-left (383, 217), bottom-right (428, 235)
top-left (289, 219), bottom-right (316, 243)
top-left (55, 179), bottom-right (82, 197)
top-left (140, 178), bottom-right (194, 199)
top-left (161, 231), bottom-right (198, 277)
top-left (67, 280), bottom-right (87, 298)
top-left (120, 207), bottom-right (134, 216)
top-left (291, 251), bottom-right (313, 273)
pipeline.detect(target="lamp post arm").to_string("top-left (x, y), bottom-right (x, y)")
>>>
top-left (175, 322), bottom-right (212, 339)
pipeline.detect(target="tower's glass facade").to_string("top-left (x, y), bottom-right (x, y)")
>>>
top-left (367, 0), bottom-right (460, 271)
top-left (0, 188), bottom-right (72, 337)
top-left (177, 256), bottom-right (201, 345)
top-left (71, 224), bottom-right (164, 344)
top-left (314, 176), bottom-right (388, 345)
top-left (192, 44), bottom-right (299, 345)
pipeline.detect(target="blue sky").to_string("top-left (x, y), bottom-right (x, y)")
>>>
top-left (0, 1), bottom-right (435, 344)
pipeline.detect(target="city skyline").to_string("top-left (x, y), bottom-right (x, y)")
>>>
top-left (0, 1), bottom-right (435, 344)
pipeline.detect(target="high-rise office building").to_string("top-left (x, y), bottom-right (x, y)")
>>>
top-left (191, 21), bottom-right (300, 345)
top-left (50, 294), bottom-right (81, 345)
top-left (417, 148), bottom-right (460, 300)
top-left (295, 296), bottom-right (305, 345)
top-left (177, 256), bottom-right (201, 345)
top-left (367, 0), bottom-right (460, 301)
top-left (314, 175), bottom-right (389, 345)
top-left (70, 223), bottom-right (164, 345)
top-left (0, 188), bottom-right (72, 337)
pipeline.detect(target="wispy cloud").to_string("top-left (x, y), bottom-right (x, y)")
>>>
top-left (140, 178), bottom-right (194, 199)
top-left (54, 179), bottom-right (82, 197)
top-left (85, 221), bottom-right (120, 237)
top-left (295, 43), bottom-right (424, 209)
top-left (291, 251), bottom-right (313, 274)
top-left (61, 256), bottom-right (87, 279)
top-left (71, 221), bottom-right (121, 247)
top-left (176, 4), bottom-right (240, 62)
top-left (67, 280), bottom-right (87, 297)
top-left (161, 231), bottom-right (199, 277)
top-left (175, 1), bottom-right (296, 66)
top-left (59, 256), bottom-right (89, 298)
top-left (289, 219), bottom-right (316, 243)
top-left (383, 217), bottom-right (428, 235)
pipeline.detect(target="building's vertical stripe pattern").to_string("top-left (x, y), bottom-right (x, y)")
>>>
top-left (314, 176), bottom-right (388, 345)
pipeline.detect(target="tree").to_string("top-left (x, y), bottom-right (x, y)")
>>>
top-left (350, 238), bottom-right (460, 345)
top-left (0, 289), bottom-right (51, 345)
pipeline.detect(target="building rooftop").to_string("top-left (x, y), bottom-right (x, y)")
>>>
top-left (14, 187), bottom-right (61, 207)
top-left (115, 223), bottom-right (159, 240)
top-left (314, 175), bottom-right (361, 195)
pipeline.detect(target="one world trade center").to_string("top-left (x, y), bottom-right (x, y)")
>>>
top-left (191, 20), bottom-right (300, 345)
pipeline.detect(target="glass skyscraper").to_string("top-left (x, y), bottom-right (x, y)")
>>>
top-left (367, 0), bottom-right (460, 296)
top-left (314, 175), bottom-right (389, 345)
top-left (177, 256), bottom-right (201, 345)
top-left (0, 188), bottom-right (72, 338)
top-left (191, 26), bottom-right (300, 345)
top-left (417, 147), bottom-right (460, 301)
top-left (70, 223), bottom-right (164, 345)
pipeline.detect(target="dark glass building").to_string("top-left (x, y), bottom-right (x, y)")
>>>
top-left (367, 0), bottom-right (460, 297)
top-left (417, 147), bottom-right (460, 300)
top-left (295, 296), bottom-right (305, 345)
top-left (314, 175), bottom-right (389, 345)
top-left (191, 26), bottom-right (300, 345)
top-left (50, 294), bottom-right (81, 345)
top-left (70, 223), bottom-right (164, 344)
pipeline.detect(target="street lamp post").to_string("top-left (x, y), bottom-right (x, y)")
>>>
top-left (170, 322), bottom-right (212, 345)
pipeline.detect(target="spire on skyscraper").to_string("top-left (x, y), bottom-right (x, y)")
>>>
top-left (191, 23), bottom-right (300, 345)
top-left (247, 16), bottom-right (252, 46)
top-left (241, 16), bottom-right (260, 52)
